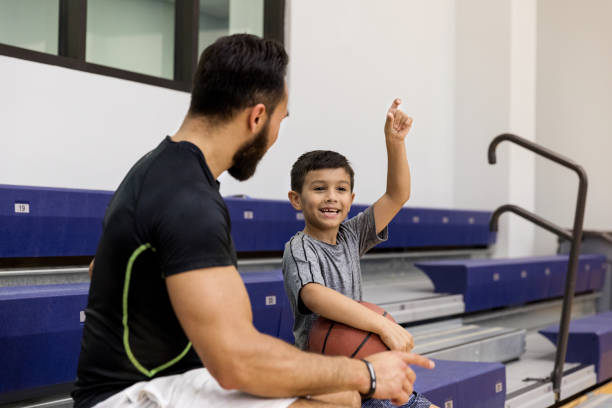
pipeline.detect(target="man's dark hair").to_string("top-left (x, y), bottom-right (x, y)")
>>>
top-left (291, 150), bottom-right (355, 193)
top-left (189, 34), bottom-right (288, 121)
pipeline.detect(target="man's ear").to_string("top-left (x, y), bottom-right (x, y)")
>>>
top-left (288, 190), bottom-right (302, 210)
top-left (248, 103), bottom-right (267, 133)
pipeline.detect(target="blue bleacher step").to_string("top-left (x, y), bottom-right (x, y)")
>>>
top-left (415, 255), bottom-right (607, 312)
top-left (539, 311), bottom-right (612, 383)
top-left (0, 283), bottom-right (89, 395)
top-left (0, 273), bottom-right (292, 400)
top-left (413, 359), bottom-right (506, 408)
top-left (0, 185), bottom-right (495, 258)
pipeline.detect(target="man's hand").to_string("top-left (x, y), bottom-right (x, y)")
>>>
top-left (384, 98), bottom-right (413, 142)
top-left (377, 317), bottom-right (414, 352)
top-left (366, 351), bottom-right (434, 406)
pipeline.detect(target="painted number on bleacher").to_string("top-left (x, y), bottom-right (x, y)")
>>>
top-left (296, 213), bottom-right (305, 221)
top-left (265, 296), bottom-right (277, 306)
top-left (495, 382), bottom-right (503, 393)
top-left (493, 273), bottom-right (500, 281)
top-left (444, 400), bottom-right (453, 408)
top-left (521, 270), bottom-right (527, 279)
top-left (80, 310), bottom-right (86, 323)
top-left (14, 203), bottom-right (30, 213)
top-left (243, 210), bottom-right (254, 220)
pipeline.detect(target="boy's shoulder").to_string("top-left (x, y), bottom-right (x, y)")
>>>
top-left (283, 230), bottom-right (306, 257)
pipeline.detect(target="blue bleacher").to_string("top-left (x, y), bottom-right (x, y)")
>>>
top-left (0, 185), bottom-right (113, 258)
top-left (0, 185), bottom-right (493, 258)
top-left (539, 311), bottom-right (612, 383)
top-left (415, 255), bottom-right (607, 312)
top-left (0, 271), bottom-right (292, 398)
top-left (0, 283), bottom-right (89, 394)
top-left (414, 359), bottom-right (506, 408)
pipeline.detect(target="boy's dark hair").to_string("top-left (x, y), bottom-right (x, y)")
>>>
top-left (189, 34), bottom-right (288, 121)
top-left (291, 150), bottom-right (355, 193)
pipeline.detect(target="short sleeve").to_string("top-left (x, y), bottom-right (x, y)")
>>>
top-left (342, 206), bottom-right (388, 256)
top-left (153, 188), bottom-right (236, 277)
top-left (282, 234), bottom-right (326, 315)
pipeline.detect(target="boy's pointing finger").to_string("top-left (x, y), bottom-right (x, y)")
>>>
top-left (388, 98), bottom-right (401, 112)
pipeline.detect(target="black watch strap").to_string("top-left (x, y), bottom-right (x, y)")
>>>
top-left (360, 359), bottom-right (376, 399)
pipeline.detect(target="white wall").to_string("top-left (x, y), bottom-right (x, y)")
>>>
top-left (1, 0), bottom-right (457, 210)
top-left (453, 0), bottom-right (512, 256)
top-left (535, 0), bottom-right (612, 254)
top-left (221, 0), bottom-right (458, 207)
top-left (0, 56), bottom-right (188, 190)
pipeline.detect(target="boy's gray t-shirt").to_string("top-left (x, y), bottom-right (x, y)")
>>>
top-left (282, 206), bottom-right (388, 349)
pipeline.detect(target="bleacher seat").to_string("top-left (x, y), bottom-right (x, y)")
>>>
top-left (0, 185), bottom-right (112, 258)
top-left (539, 311), bottom-right (612, 383)
top-left (228, 197), bottom-right (494, 253)
top-left (0, 283), bottom-right (89, 395)
top-left (413, 359), bottom-right (506, 408)
top-left (415, 255), bottom-right (607, 312)
top-left (240, 270), bottom-right (294, 344)
top-left (1, 186), bottom-right (494, 259)
top-left (0, 272), bottom-right (292, 400)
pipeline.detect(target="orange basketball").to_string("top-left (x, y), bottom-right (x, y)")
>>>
top-left (307, 301), bottom-right (396, 359)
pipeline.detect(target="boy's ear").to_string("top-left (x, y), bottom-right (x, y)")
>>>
top-left (288, 190), bottom-right (302, 210)
top-left (350, 192), bottom-right (355, 205)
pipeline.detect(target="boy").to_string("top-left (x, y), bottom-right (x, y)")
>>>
top-left (282, 99), bottom-right (436, 408)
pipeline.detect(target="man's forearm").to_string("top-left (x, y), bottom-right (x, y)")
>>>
top-left (203, 327), bottom-right (370, 398)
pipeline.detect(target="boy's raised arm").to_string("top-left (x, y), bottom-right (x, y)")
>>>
top-left (373, 98), bottom-right (413, 234)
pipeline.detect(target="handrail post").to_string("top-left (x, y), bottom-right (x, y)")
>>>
top-left (488, 133), bottom-right (588, 401)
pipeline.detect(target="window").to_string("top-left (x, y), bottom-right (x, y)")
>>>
top-left (199, 0), bottom-right (264, 56)
top-left (87, 0), bottom-right (175, 79)
top-left (0, 0), bottom-right (59, 54)
top-left (0, 0), bottom-right (285, 92)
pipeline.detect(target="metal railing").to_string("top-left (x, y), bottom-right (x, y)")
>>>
top-left (487, 133), bottom-right (588, 401)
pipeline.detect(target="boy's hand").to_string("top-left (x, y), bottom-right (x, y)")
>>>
top-left (384, 98), bottom-right (413, 142)
top-left (378, 317), bottom-right (414, 352)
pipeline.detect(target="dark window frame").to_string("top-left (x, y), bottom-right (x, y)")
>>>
top-left (0, 0), bottom-right (285, 93)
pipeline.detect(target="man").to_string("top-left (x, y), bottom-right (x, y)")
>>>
top-left (73, 34), bottom-right (434, 408)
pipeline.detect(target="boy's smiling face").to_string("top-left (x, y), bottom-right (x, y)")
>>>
top-left (289, 167), bottom-right (356, 239)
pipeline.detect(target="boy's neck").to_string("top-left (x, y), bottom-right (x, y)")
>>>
top-left (303, 224), bottom-right (340, 245)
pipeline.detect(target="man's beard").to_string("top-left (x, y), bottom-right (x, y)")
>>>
top-left (228, 119), bottom-right (270, 181)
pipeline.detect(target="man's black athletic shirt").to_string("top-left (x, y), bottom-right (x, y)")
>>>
top-left (73, 137), bottom-right (237, 408)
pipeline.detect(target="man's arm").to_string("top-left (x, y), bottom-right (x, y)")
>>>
top-left (166, 265), bottom-right (433, 405)
top-left (373, 98), bottom-right (413, 234)
top-left (301, 283), bottom-right (413, 352)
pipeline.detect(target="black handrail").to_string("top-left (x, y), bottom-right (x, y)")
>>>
top-left (488, 133), bottom-right (588, 401)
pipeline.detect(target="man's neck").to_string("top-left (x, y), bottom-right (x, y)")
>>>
top-left (303, 224), bottom-right (340, 245)
top-left (171, 114), bottom-right (243, 179)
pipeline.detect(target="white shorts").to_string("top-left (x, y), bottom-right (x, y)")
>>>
top-left (93, 368), bottom-right (298, 408)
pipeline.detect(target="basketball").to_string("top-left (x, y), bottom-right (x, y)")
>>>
top-left (307, 301), bottom-right (396, 359)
